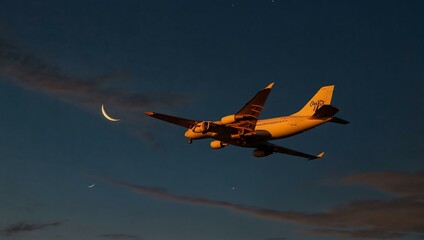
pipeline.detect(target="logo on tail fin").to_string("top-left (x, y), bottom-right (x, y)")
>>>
top-left (310, 100), bottom-right (324, 112)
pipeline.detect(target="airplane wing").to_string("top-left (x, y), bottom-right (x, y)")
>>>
top-left (260, 142), bottom-right (324, 160)
top-left (145, 112), bottom-right (229, 135)
top-left (145, 112), bottom-right (198, 128)
top-left (228, 83), bottom-right (274, 133)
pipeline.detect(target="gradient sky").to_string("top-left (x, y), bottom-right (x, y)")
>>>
top-left (1, 1), bottom-right (423, 240)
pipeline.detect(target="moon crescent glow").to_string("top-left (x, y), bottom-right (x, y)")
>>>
top-left (101, 104), bottom-right (120, 122)
top-left (88, 184), bottom-right (95, 188)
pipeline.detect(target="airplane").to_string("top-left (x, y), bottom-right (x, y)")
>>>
top-left (145, 83), bottom-right (348, 160)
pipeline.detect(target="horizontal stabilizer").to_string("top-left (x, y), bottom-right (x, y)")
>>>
top-left (330, 117), bottom-right (350, 124)
top-left (311, 105), bottom-right (339, 119)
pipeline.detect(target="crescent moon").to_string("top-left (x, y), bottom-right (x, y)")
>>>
top-left (88, 184), bottom-right (95, 188)
top-left (101, 104), bottom-right (120, 122)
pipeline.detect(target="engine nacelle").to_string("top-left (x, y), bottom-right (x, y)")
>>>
top-left (192, 121), bottom-right (210, 133)
top-left (221, 114), bottom-right (237, 124)
top-left (252, 148), bottom-right (273, 157)
top-left (210, 140), bottom-right (228, 149)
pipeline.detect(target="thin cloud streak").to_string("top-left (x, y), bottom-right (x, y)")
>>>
top-left (97, 171), bottom-right (424, 239)
top-left (0, 221), bottom-right (64, 237)
top-left (97, 177), bottom-right (308, 222)
top-left (305, 228), bottom-right (405, 239)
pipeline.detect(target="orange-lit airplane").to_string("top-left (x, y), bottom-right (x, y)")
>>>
top-left (145, 83), bottom-right (348, 159)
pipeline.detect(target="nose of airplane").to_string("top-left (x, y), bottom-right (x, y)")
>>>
top-left (184, 129), bottom-right (199, 139)
top-left (184, 128), bottom-right (209, 140)
top-left (184, 129), bottom-right (191, 138)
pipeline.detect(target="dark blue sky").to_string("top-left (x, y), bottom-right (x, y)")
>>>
top-left (0, 1), bottom-right (423, 240)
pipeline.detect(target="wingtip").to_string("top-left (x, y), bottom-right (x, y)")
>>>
top-left (317, 152), bottom-right (325, 158)
top-left (309, 152), bottom-right (325, 161)
top-left (321, 85), bottom-right (335, 90)
top-left (265, 82), bottom-right (274, 89)
top-left (145, 111), bottom-right (155, 116)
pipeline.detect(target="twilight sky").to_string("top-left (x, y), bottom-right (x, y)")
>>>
top-left (0, 1), bottom-right (423, 240)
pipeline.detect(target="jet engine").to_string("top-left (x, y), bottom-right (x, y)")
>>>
top-left (221, 114), bottom-right (237, 124)
top-left (192, 121), bottom-right (210, 133)
top-left (252, 148), bottom-right (273, 157)
top-left (210, 140), bottom-right (228, 149)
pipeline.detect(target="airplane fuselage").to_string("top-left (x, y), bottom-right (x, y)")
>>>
top-left (184, 115), bottom-right (331, 147)
top-left (255, 116), bottom-right (330, 139)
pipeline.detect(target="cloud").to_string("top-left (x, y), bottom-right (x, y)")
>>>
top-left (341, 171), bottom-right (424, 199)
top-left (0, 38), bottom-right (192, 145)
top-left (305, 228), bottom-right (405, 239)
top-left (300, 198), bottom-right (424, 238)
top-left (0, 221), bottom-right (64, 237)
top-left (99, 233), bottom-right (143, 240)
top-left (0, 38), bottom-right (191, 113)
top-left (96, 171), bottom-right (424, 239)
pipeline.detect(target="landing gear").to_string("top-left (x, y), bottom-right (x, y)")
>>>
top-left (188, 139), bottom-right (193, 144)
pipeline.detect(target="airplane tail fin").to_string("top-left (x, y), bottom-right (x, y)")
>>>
top-left (291, 85), bottom-right (334, 116)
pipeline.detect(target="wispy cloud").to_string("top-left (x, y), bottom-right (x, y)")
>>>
top-left (99, 233), bottom-right (143, 240)
top-left (0, 38), bottom-right (191, 145)
top-left (0, 38), bottom-right (191, 112)
top-left (305, 228), bottom-right (405, 239)
top-left (341, 171), bottom-right (424, 199)
top-left (96, 171), bottom-right (424, 239)
top-left (0, 221), bottom-right (64, 237)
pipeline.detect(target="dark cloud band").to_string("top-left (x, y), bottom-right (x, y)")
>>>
top-left (0, 221), bottom-right (64, 237)
top-left (97, 171), bottom-right (424, 239)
